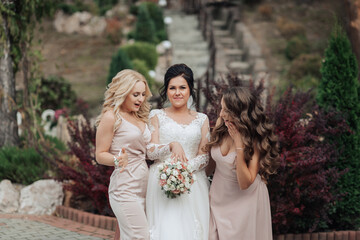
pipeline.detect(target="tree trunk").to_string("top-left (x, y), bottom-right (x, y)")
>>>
top-left (0, 13), bottom-right (19, 147)
top-left (345, 0), bottom-right (360, 76)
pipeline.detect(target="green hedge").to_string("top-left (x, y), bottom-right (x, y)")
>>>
top-left (132, 59), bottom-right (155, 90)
top-left (0, 146), bottom-right (48, 185)
top-left (107, 48), bottom-right (133, 85)
top-left (122, 42), bottom-right (158, 69)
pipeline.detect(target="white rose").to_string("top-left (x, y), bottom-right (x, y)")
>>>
top-left (160, 173), bottom-right (167, 180)
top-left (166, 168), bottom-right (172, 175)
top-left (170, 185), bottom-right (175, 191)
top-left (180, 183), bottom-right (184, 187)
top-left (185, 177), bottom-right (189, 182)
top-left (185, 182), bottom-right (190, 189)
top-left (171, 176), bottom-right (176, 182)
top-left (176, 163), bottom-right (182, 169)
top-left (164, 185), bottom-right (169, 191)
top-left (167, 179), bottom-right (171, 184)
top-left (182, 171), bottom-right (188, 177)
top-left (180, 188), bottom-right (185, 192)
top-left (158, 164), bottom-right (164, 170)
top-left (172, 169), bottom-right (179, 176)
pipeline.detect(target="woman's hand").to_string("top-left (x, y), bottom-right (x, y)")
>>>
top-left (226, 122), bottom-right (244, 148)
top-left (170, 142), bottom-right (188, 163)
top-left (116, 148), bottom-right (128, 172)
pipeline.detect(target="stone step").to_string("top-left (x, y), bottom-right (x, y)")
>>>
top-left (212, 20), bottom-right (226, 29)
top-left (224, 48), bottom-right (245, 62)
top-left (213, 29), bottom-right (231, 38)
top-left (227, 61), bottom-right (252, 74)
top-left (217, 37), bottom-right (238, 49)
top-left (172, 42), bottom-right (208, 51)
top-left (253, 58), bottom-right (267, 74)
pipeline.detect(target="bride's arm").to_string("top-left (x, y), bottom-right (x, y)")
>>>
top-left (146, 113), bottom-right (187, 162)
top-left (187, 116), bottom-right (210, 172)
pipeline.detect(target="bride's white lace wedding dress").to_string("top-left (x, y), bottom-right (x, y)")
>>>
top-left (146, 109), bottom-right (210, 240)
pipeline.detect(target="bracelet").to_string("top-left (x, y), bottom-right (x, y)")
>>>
top-left (236, 147), bottom-right (244, 151)
top-left (113, 155), bottom-right (119, 169)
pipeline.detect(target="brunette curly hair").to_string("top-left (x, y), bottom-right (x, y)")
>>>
top-left (205, 87), bottom-right (279, 182)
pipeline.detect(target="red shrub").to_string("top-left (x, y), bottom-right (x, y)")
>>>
top-left (268, 88), bottom-right (348, 234)
top-left (57, 117), bottom-right (114, 216)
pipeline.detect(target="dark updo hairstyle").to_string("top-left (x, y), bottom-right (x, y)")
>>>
top-left (159, 63), bottom-right (197, 108)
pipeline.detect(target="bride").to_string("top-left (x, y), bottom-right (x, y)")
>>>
top-left (146, 64), bottom-right (210, 240)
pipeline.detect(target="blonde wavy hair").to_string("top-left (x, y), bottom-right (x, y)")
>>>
top-left (96, 69), bottom-right (152, 131)
top-left (205, 87), bottom-right (279, 182)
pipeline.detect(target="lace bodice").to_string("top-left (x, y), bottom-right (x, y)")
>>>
top-left (150, 109), bottom-right (206, 160)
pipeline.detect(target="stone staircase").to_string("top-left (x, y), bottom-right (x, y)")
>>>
top-left (160, 5), bottom-right (268, 109)
top-left (165, 10), bottom-right (210, 80)
top-left (201, 5), bottom-right (268, 86)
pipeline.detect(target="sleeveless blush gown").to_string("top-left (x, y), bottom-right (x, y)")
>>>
top-left (209, 146), bottom-right (273, 240)
top-left (108, 117), bottom-right (151, 240)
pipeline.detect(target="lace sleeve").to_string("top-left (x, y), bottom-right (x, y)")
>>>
top-left (146, 110), bottom-right (171, 160)
top-left (188, 114), bottom-right (210, 172)
top-left (188, 154), bottom-right (209, 172)
top-left (146, 143), bottom-right (171, 160)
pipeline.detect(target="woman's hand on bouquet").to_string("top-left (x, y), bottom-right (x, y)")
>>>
top-left (169, 142), bottom-right (188, 163)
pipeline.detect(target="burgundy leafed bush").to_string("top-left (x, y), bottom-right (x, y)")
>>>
top-left (201, 73), bottom-right (348, 234)
top-left (57, 117), bottom-right (114, 216)
top-left (268, 88), bottom-right (348, 234)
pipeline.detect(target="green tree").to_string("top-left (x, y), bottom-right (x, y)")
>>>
top-left (144, 2), bottom-right (167, 41)
top-left (122, 42), bottom-right (158, 69)
top-left (316, 23), bottom-right (360, 229)
top-left (134, 4), bottom-right (156, 43)
top-left (107, 48), bottom-right (133, 85)
top-left (0, 0), bottom-right (57, 147)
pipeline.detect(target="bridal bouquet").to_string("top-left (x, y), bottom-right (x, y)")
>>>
top-left (158, 160), bottom-right (195, 199)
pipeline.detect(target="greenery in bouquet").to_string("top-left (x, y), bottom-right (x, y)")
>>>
top-left (158, 160), bottom-right (195, 199)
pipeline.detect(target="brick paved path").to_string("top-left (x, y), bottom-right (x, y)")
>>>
top-left (0, 214), bottom-right (114, 240)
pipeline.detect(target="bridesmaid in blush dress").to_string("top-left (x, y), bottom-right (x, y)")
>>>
top-left (95, 69), bottom-right (152, 240)
top-left (205, 87), bottom-right (279, 240)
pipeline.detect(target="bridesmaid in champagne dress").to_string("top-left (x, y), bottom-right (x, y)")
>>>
top-left (205, 87), bottom-right (279, 240)
top-left (96, 69), bottom-right (152, 240)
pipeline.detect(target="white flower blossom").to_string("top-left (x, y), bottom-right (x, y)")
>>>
top-left (160, 173), bottom-right (167, 180)
top-left (172, 169), bottom-right (179, 176)
top-left (176, 162), bottom-right (182, 169)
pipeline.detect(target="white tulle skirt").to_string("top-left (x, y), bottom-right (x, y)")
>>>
top-left (146, 161), bottom-right (210, 240)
